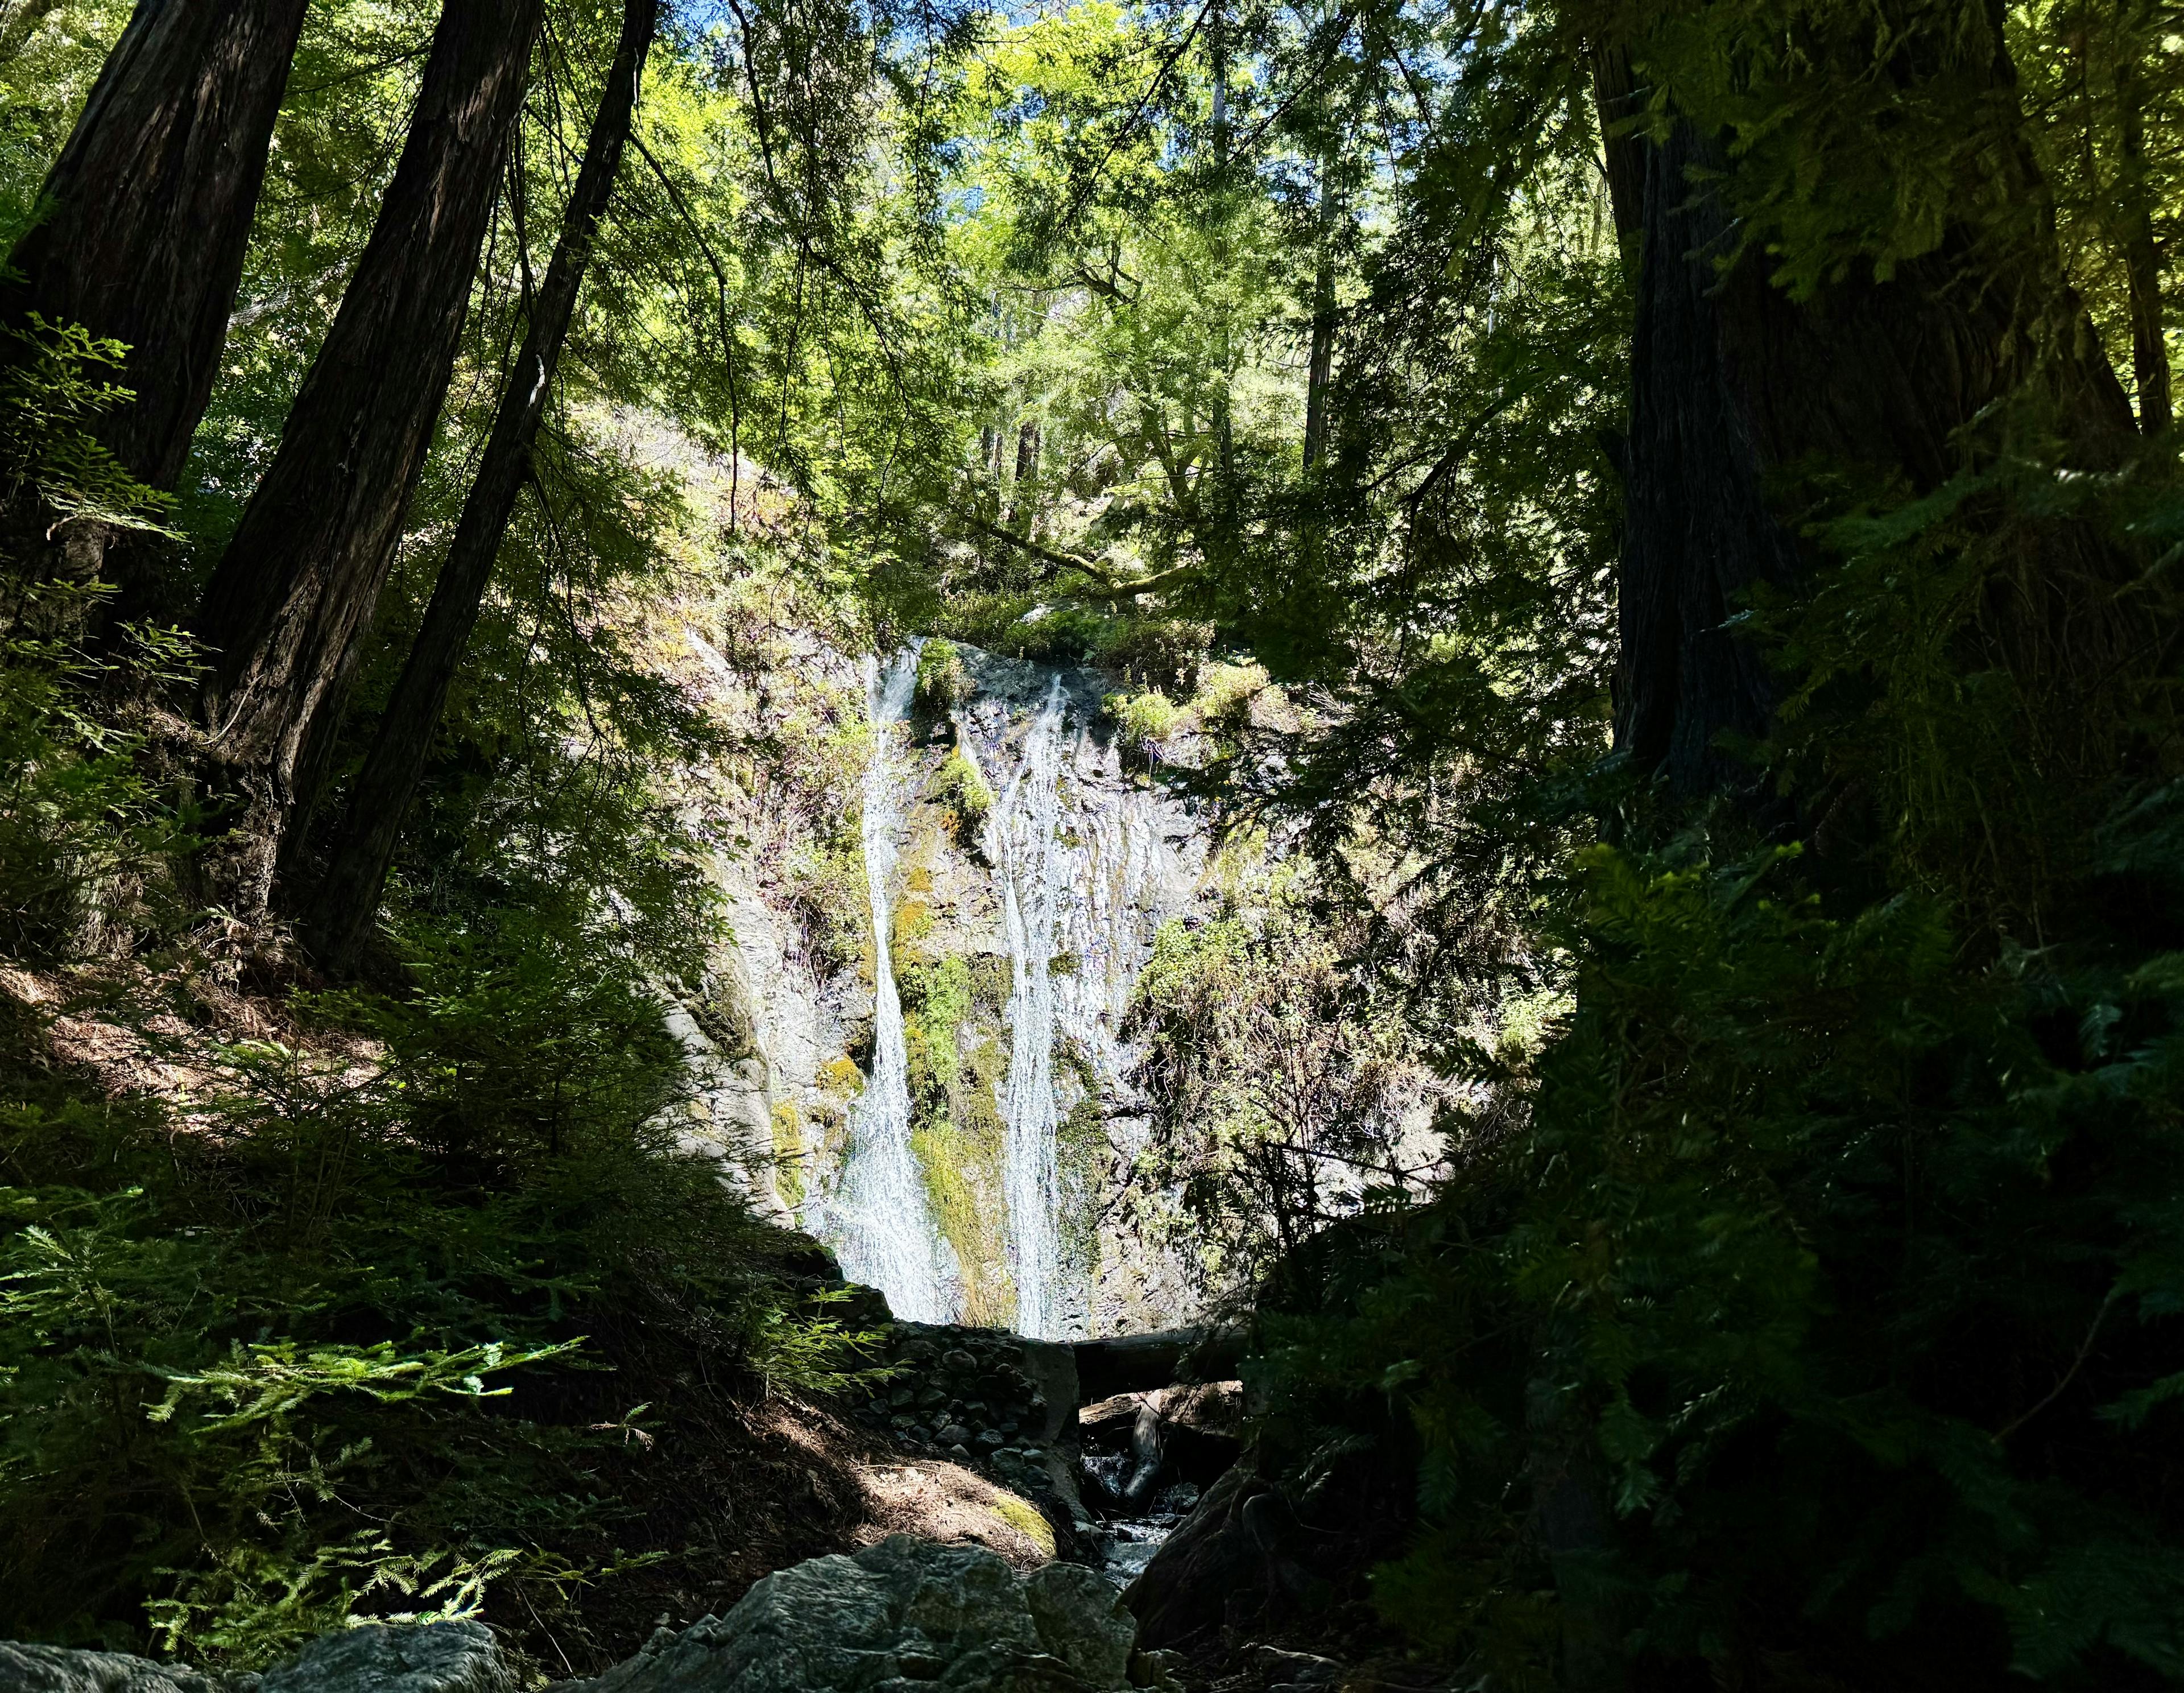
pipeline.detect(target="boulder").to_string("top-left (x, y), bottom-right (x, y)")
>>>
top-left (257, 1624), bottom-right (509, 1693)
top-left (0, 1643), bottom-right (228, 1693)
top-left (0, 1549), bottom-right (1135, 1693)
top-left (0, 1623), bottom-right (507, 1693)
top-left (574, 1535), bottom-right (1140, 1692)
top-left (1021, 1566), bottom-right (1133, 1689)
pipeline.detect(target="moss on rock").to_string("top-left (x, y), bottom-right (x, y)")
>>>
top-left (772, 1100), bottom-right (808, 1211)
top-left (933, 748), bottom-right (995, 843)
top-left (912, 1116), bottom-right (1013, 1328)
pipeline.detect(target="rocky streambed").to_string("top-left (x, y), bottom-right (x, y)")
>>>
top-left (3, 1311), bottom-right (1397, 1693)
top-left (3, 1537), bottom-right (1184, 1693)
top-left (836, 1319), bottom-right (1245, 1583)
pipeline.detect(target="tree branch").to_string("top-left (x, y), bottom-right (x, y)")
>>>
top-left (959, 513), bottom-right (1200, 600)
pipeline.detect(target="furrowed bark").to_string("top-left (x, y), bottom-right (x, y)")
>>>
top-left (1007, 418), bottom-right (1040, 529)
top-left (0, 0), bottom-right (309, 494)
top-left (195, 0), bottom-right (542, 885)
top-left (2115, 33), bottom-right (2171, 435)
top-left (304, 0), bottom-right (660, 972)
top-left (1586, 43), bottom-right (1642, 245)
top-left (1604, 66), bottom-right (2135, 794)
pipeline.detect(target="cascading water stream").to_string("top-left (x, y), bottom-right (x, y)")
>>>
top-left (803, 649), bottom-right (1192, 1338)
top-left (824, 645), bottom-right (949, 1322)
top-left (987, 676), bottom-right (1071, 1339)
top-left (977, 666), bottom-right (1186, 1340)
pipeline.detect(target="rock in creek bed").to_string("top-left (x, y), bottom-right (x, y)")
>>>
top-left (0, 1540), bottom-right (1186, 1693)
top-left (0, 1620), bottom-right (510, 1693)
top-left (845, 1320), bottom-right (1093, 1552)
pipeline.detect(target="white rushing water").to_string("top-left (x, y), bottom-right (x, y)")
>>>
top-left (825, 645), bottom-right (950, 1322)
top-left (805, 647), bottom-right (1196, 1337)
top-left (988, 677), bottom-right (1071, 1338)
top-left (984, 672), bottom-right (1178, 1339)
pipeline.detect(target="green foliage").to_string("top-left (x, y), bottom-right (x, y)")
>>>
top-left (783, 829), bottom-right (870, 978)
top-left (1258, 829), bottom-right (2184, 1684)
top-left (1094, 617), bottom-right (1209, 693)
top-left (1103, 687), bottom-right (1176, 771)
top-left (0, 905), bottom-right (869, 1670)
top-left (930, 745), bottom-right (994, 842)
top-left (0, 592), bottom-right (195, 961)
top-left (1127, 872), bottom-right (1427, 1295)
top-left (9, 0), bottom-right (2184, 1683)
top-left (914, 637), bottom-right (971, 714)
top-left (0, 298), bottom-right (198, 963)
top-left (903, 952), bottom-right (973, 1096)
top-left (0, 315), bottom-right (172, 532)
top-left (883, 2), bottom-right (2184, 1686)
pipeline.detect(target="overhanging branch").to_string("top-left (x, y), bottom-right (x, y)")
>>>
top-left (960, 514), bottom-right (1200, 601)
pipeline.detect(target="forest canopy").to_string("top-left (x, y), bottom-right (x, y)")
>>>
top-left (5, 0), bottom-right (2184, 1687)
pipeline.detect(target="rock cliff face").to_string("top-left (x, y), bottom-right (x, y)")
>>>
top-left (679, 640), bottom-right (1210, 1340)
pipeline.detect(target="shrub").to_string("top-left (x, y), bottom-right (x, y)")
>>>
top-left (932, 745), bottom-right (995, 843)
top-left (914, 637), bottom-right (971, 714)
top-left (1092, 616), bottom-right (1211, 693)
top-left (0, 909), bottom-right (875, 1671)
top-left (1104, 688), bottom-right (1178, 771)
top-left (780, 831), bottom-right (869, 976)
top-left (0, 312), bottom-right (192, 963)
top-left (1189, 662), bottom-right (1268, 741)
top-left (1258, 832), bottom-right (2184, 1686)
top-left (0, 313), bottom-right (175, 534)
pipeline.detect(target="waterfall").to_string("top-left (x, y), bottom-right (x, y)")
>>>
top-left (983, 669), bottom-right (1180, 1339)
top-left (988, 676), bottom-right (1071, 1338)
top-left (787, 645), bottom-right (1196, 1337)
top-left (825, 645), bottom-right (949, 1322)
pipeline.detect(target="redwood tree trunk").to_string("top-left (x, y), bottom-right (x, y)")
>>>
top-left (196, 0), bottom-right (542, 843)
top-left (0, 0), bottom-right (309, 493)
top-left (1604, 68), bottom-right (2135, 794)
top-left (1007, 418), bottom-right (1040, 529)
top-left (2115, 34), bottom-right (2171, 436)
top-left (1302, 156), bottom-right (1337, 472)
top-left (303, 0), bottom-right (660, 971)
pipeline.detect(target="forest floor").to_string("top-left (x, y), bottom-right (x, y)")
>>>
top-left (3, 959), bottom-right (1443, 1690)
top-left (0, 960), bottom-right (1059, 1681)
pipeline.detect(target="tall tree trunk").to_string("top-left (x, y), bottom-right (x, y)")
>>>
top-left (195, 0), bottom-right (541, 881)
top-left (0, 0), bottom-right (309, 496)
top-left (2114, 27), bottom-right (2171, 435)
top-left (1302, 155), bottom-right (1337, 471)
top-left (1210, 2), bottom-right (1235, 492)
top-left (1603, 60), bottom-right (2136, 794)
top-left (1007, 417), bottom-right (1041, 528)
top-left (303, 0), bottom-right (660, 972)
